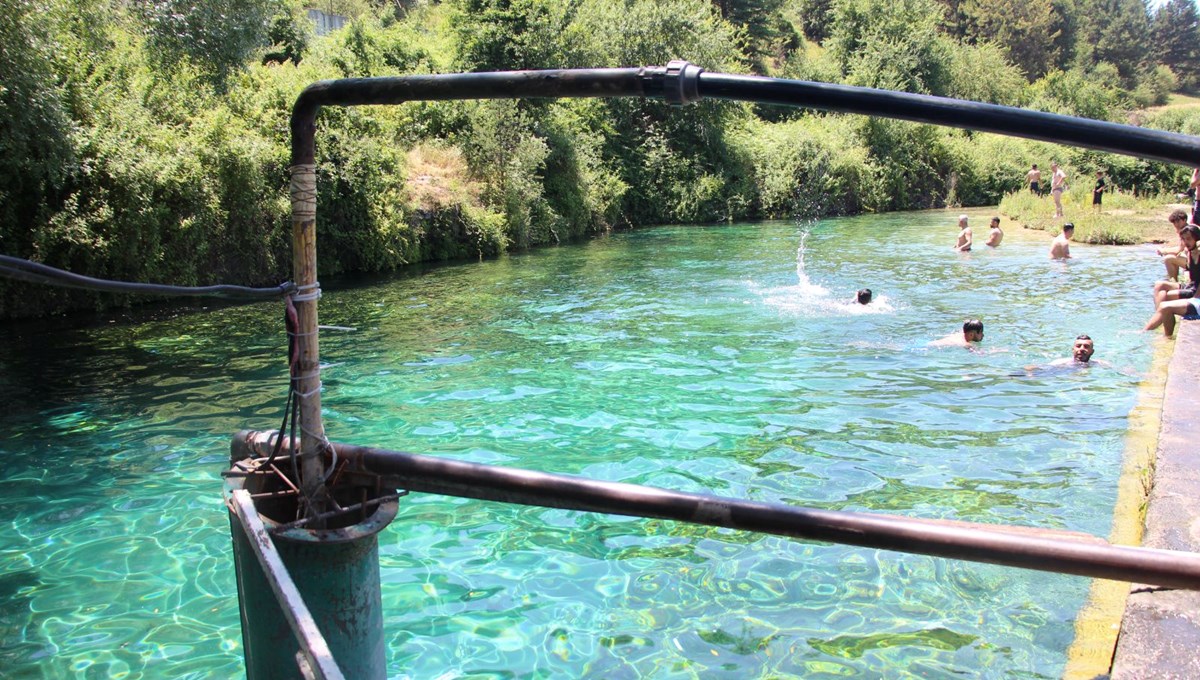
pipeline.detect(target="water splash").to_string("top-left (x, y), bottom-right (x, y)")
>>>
top-left (757, 221), bottom-right (893, 316)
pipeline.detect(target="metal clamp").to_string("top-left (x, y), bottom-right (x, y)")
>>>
top-left (663, 60), bottom-right (703, 106)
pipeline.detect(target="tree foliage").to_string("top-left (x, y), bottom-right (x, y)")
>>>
top-left (0, 0), bottom-right (1193, 318)
top-left (1152, 0), bottom-right (1200, 91)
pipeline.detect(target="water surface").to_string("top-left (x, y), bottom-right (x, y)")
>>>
top-left (0, 210), bottom-right (1161, 678)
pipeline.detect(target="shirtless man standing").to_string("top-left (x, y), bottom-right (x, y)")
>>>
top-left (1050, 162), bottom-right (1068, 218)
top-left (954, 214), bottom-right (972, 252)
top-left (1027, 164), bottom-right (1041, 195)
top-left (985, 216), bottom-right (1004, 247)
top-left (1049, 222), bottom-right (1074, 259)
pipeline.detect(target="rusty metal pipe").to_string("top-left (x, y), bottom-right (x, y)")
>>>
top-left (235, 431), bottom-right (1200, 590)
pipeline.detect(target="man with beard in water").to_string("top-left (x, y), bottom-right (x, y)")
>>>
top-left (931, 319), bottom-right (984, 347)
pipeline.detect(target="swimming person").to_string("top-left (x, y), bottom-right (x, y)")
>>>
top-left (931, 319), bottom-right (984, 347)
top-left (1024, 335), bottom-right (1107, 372)
top-left (856, 288), bottom-right (873, 305)
top-left (1050, 162), bottom-right (1068, 218)
top-left (1027, 164), bottom-right (1041, 194)
top-left (1049, 223), bottom-right (1074, 259)
top-left (1058, 334), bottom-right (1095, 364)
top-left (1158, 209), bottom-right (1190, 281)
top-left (985, 216), bottom-right (1004, 247)
top-left (954, 214), bottom-right (972, 252)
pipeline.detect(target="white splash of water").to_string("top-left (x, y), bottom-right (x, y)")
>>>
top-left (754, 222), bottom-right (893, 316)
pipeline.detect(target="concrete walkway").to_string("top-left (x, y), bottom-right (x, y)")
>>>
top-left (1110, 323), bottom-right (1200, 679)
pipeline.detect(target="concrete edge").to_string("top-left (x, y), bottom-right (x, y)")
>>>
top-left (1062, 335), bottom-right (1173, 679)
top-left (1108, 322), bottom-right (1200, 680)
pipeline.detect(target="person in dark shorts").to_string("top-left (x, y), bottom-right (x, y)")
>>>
top-left (1146, 225), bottom-right (1200, 336)
top-left (1027, 164), bottom-right (1041, 195)
top-left (1092, 171), bottom-right (1106, 212)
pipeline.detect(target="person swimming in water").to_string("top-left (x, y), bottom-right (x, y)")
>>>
top-left (953, 215), bottom-right (972, 252)
top-left (856, 288), bottom-right (872, 305)
top-left (1049, 223), bottom-right (1074, 260)
top-left (931, 319), bottom-right (983, 347)
top-left (1024, 335), bottom-right (1111, 372)
top-left (1052, 334), bottom-right (1095, 364)
top-left (985, 216), bottom-right (1003, 247)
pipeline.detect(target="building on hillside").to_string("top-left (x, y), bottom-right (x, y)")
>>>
top-left (307, 9), bottom-right (347, 36)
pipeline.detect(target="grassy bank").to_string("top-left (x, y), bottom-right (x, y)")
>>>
top-left (998, 188), bottom-right (1184, 244)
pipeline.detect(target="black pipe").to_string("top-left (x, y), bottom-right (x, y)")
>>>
top-left (0, 254), bottom-right (296, 300)
top-left (290, 61), bottom-right (1200, 168)
top-left (234, 431), bottom-right (1200, 590)
top-left (291, 66), bottom-right (673, 164)
top-left (699, 71), bottom-right (1200, 167)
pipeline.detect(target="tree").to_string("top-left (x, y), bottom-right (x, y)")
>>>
top-left (1074, 0), bottom-right (1152, 85)
top-left (711, 0), bottom-right (801, 70)
top-left (828, 0), bottom-right (952, 95)
top-left (140, 0), bottom-right (283, 88)
top-left (961, 0), bottom-right (1060, 79)
top-left (0, 0), bottom-right (77, 258)
top-left (1152, 0), bottom-right (1200, 91)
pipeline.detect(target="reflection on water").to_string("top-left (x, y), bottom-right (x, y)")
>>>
top-left (0, 210), bottom-right (1159, 677)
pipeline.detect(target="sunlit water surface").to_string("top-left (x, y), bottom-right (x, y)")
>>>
top-left (0, 210), bottom-right (1163, 678)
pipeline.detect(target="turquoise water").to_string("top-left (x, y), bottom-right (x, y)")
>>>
top-left (0, 210), bottom-right (1162, 678)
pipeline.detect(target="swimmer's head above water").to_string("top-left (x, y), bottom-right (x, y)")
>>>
top-left (963, 319), bottom-right (984, 342)
top-left (857, 288), bottom-right (872, 305)
top-left (1072, 334), bottom-right (1094, 363)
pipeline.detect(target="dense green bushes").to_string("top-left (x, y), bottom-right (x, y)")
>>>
top-left (2, 0), bottom-right (1198, 318)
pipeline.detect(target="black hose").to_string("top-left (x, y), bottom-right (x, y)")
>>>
top-left (0, 254), bottom-right (296, 300)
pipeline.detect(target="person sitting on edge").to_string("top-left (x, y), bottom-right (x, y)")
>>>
top-left (1150, 224), bottom-right (1200, 310)
top-left (931, 319), bottom-right (984, 347)
top-left (856, 288), bottom-right (872, 305)
top-left (1158, 209), bottom-right (1190, 281)
top-left (985, 216), bottom-right (1004, 247)
top-left (954, 214), bottom-right (972, 252)
top-left (1145, 289), bottom-right (1200, 338)
top-left (1049, 223), bottom-right (1074, 259)
top-left (1027, 164), bottom-right (1041, 195)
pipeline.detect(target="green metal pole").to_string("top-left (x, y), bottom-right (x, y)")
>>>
top-left (227, 444), bottom-right (397, 679)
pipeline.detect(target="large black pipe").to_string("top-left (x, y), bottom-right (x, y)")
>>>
top-left (291, 66), bottom-right (671, 164)
top-left (236, 431), bottom-right (1200, 591)
top-left (700, 72), bottom-right (1200, 167)
top-left (291, 61), bottom-right (1200, 167)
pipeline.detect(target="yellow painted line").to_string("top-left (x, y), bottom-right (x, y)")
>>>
top-left (1062, 339), bottom-right (1173, 679)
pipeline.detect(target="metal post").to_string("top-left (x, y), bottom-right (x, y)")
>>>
top-left (227, 438), bottom-right (398, 680)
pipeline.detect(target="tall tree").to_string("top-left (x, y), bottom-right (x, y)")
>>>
top-left (1075, 0), bottom-right (1152, 85)
top-left (828, 0), bottom-right (952, 94)
top-left (1152, 0), bottom-right (1200, 90)
top-left (961, 0), bottom-right (1060, 79)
